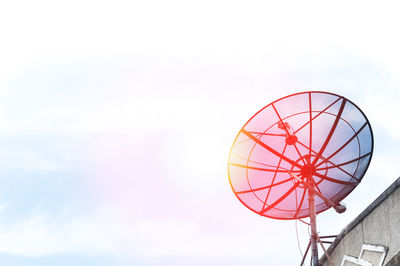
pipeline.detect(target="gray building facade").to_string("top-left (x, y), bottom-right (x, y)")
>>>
top-left (320, 177), bottom-right (400, 266)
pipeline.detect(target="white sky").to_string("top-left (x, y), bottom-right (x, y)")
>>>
top-left (1, 1), bottom-right (400, 265)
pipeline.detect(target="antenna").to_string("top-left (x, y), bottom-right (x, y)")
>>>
top-left (228, 91), bottom-right (373, 265)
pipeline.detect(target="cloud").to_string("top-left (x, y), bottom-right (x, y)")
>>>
top-left (0, 201), bottom-right (295, 263)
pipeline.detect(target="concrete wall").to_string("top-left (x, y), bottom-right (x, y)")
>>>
top-left (320, 177), bottom-right (400, 266)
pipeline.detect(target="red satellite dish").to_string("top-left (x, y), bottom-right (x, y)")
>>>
top-left (228, 91), bottom-right (373, 265)
top-left (228, 91), bottom-right (373, 220)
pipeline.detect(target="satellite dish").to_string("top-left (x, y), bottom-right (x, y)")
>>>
top-left (228, 91), bottom-right (373, 265)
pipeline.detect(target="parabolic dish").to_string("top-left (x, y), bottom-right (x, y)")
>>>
top-left (228, 91), bottom-right (373, 220)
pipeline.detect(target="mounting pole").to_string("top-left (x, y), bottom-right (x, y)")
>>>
top-left (308, 179), bottom-right (319, 266)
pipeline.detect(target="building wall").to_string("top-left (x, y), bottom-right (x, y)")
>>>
top-left (320, 178), bottom-right (400, 266)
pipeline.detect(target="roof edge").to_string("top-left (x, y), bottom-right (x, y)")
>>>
top-left (319, 176), bottom-right (400, 264)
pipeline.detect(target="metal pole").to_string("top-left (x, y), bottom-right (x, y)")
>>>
top-left (308, 182), bottom-right (319, 266)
